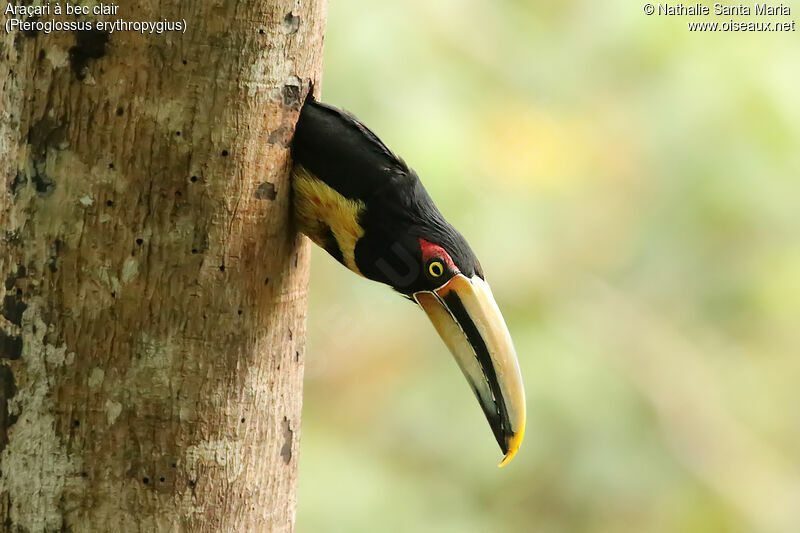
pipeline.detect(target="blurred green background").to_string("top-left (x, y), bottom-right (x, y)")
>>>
top-left (295, 1), bottom-right (800, 532)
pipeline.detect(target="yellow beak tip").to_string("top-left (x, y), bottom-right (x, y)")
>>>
top-left (497, 453), bottom-right (515, 468)
top-left (497, 439), bottom-right (521, 468)
top-left (497, 431), bottom-right (524, 467)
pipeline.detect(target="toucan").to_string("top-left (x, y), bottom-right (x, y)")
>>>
top-left (290, 96), bottom-right (525, 466)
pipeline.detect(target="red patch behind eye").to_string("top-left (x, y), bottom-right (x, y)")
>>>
top-left (418, 238), bottom-right (458, 271)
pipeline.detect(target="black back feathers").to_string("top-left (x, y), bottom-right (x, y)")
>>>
top-left (291, 97), bottom-right (409, 201)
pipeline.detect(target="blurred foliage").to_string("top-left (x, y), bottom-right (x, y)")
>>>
top-left (295, 1), bottom-right (800, 531)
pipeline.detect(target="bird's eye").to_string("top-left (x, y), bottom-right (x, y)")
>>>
top-left (428, 261), bottom-right (444, 278)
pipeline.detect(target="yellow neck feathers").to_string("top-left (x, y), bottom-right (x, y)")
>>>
top-left (292, 165), bottom-right (366, 276)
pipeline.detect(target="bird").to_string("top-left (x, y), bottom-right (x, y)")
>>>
top-left (290, 96), bottom-right (525, 466)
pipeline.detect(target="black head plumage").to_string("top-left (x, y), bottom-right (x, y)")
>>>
top-left (292, 96), bottom-right (483, 296)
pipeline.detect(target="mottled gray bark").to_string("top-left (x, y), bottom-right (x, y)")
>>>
top-left (0, 1), bottom-right (326, 531)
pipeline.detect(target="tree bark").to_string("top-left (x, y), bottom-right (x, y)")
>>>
top-left (0, 1), bottom-right (325, 531)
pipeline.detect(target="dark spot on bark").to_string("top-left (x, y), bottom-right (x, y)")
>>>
top-left (4, 231), bottom-right (22, 249)
top-left (255, 182), bottom-right (277, 200)
top-left (280, 417), bottom-right (293, 464)
top-left (0, 365), bottom-right (19, 454)
top-left (258, 29), bottom-right (265, 35)
top-left (267, 124), bottom-right (292, 147)
top-left (111, 292), bottom-right (116, 298)
top-left (283, 12), bottom-right (300, 34)
top-left (282, 83), bottom-right (301, 110)
top-left (191, 233), bottom-right (208, 256)
top-left (38, 49), bottom-right (46, 61)
top-left (182, 59), bottom-right (187, 65)
top-left (81, 472), bottom-right (88, 478)
top-left (9, 172), bottom-right (27, 196)
top-left (72, 420), bottom-right (80, 427)
top-left (159, 477), bottom-right (165, 482)
top-left (23, 17), bottom-right (40, 38)
top-left (295, 351), bottom-right (300, 362)
top-left (4, 265), bottom-right (26, 291)
top-left (27, 116), bottom-right (69, 197)
top-left (108, 163), bottom-right (114, 169)
top-left (68, 29), bottom-right (109, 80)
top-left (175, 131), bottom-right (181, 136)
top-left (190, 176), bottom-right (198, 183)
top-left (31, 172), bottom-right (56, 196)
top-left (48, 239), bottom-right (64, 273)
top-left (221, 149), bottom-right (229, 157)
top-left (2, 293), bottom-right (27, 326)
top-left (135, 238), bottom-right (143, 245)
top-left (294, 254), bottom-right (299, 268)
top-left (237, 309), bottom-right (242, 316)
top-left (188, 480), bottom-right (196, 487)
top-left (142, 477), bottom-right (149, 484)
top-left (240, 417), bottom-right (245, 423)
top-left (28, 116), bottom-right (67, 153)
top-left (0, 331), bottom-right (23, 360)
top-left (175, 190), bottom-right (182, 197)
top-left (106, 200), bottom-right (114, 207)
top-left (288, 329), bottom-right (293, 340)
top-left (116, 107), bottom-right (124, 116)
top-left (219, 265), bottom-right (225, 272)
top-left (264, 278), bottom-right (269, 286)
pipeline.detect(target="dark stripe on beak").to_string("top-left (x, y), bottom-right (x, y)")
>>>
top-left (414, 274), bottom-right (526, 465)
top-left (441, 291), bottom-right (512, 454)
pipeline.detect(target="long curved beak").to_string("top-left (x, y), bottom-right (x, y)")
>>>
top-left (413, 274), bottom-right (525, 466)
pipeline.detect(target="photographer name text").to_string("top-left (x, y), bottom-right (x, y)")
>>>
top-left (653, 3), bottom-right (790, 15)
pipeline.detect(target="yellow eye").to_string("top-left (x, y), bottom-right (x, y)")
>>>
top-left (428, 261), bottom-right (444, 278)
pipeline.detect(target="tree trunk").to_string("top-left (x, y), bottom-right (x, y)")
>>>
top-left (0, 1), bottom-right (325, 531)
